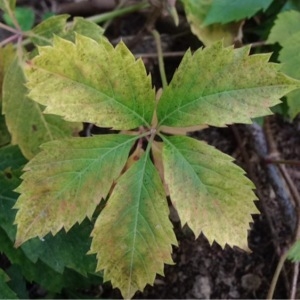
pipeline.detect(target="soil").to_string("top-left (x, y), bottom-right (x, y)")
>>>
top-left (2, 1), bottom-right (300, 298)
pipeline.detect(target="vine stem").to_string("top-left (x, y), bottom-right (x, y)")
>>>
top-left (267, 250), bottom-right (289, 299)
top-left (152, 29), bottom-right (168, 89)
top-left (290, 262), bottom-right (299, 299)
top-left (0, 21), bottom-right (20, 33)
top-left (2, 3), bottom-right (21, 31)
top-left (102, 0), bottom-right (128, 30)
top-left (145, 128), bottom-right (157, 157)
top-left (265, 159), bottom-right (300, 166)
top-left (0, 33), bottom-right (19, 47)
top-left (86, 1), bottom-right (149, 24)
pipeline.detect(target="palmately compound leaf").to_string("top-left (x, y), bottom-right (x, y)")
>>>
top-left (161, 135), bottom-right (258, 249)
top-left (14, 134), bottom-right (137, 246)
top-left (203, 0), bottom-right (273, 26)
top-left (90, 153), bottom-right (176, 299)
top-left (157, 42), bottom-right (300, 128)
top-left (181, 0), bottom-right (242, 46)
top-left (25, 34), bottom-right (155, 130)
top-left (2, 58), bottom-right (81, 159)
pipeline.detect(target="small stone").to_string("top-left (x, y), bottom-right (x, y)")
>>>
top-left (241, 273), bottom-right (261, 291)
top-left (191, 275), bottom-right (212, 299)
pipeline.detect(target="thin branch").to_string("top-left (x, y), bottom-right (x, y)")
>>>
top-left (23, 31), bottom-right (52, 45)
top-left (266, 159), bottom-right (300, 166)
top-left (86, 1), bottom-right (149, 24)
top-left (152, 29), bottom-right (168, 89)
top-left (267, 250), bottom-right (289, 299)
top-left (0, 21), bottom-right (20, 34)
top-left (2, 3), bottom-right (21, 31)
top-left (247, 40), bottom-right (266, 48)
top-left (0, 33), bottom-right (19, 47)
top-left (290, 262), bottom-right (299, 299)
top-left (102, 0), bottom-right (128, 30)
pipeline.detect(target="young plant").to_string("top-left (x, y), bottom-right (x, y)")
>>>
top-left (12, 32), bottom-right (299, 298)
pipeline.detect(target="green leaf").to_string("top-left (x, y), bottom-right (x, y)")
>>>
top-left (0, 169), bottom-right (96, 276)
top-left (21, 220), bottom-right (97, 276)
top-left (14, 134), bottom-right (137, 246)
top-left (0, 44), bottom-right (15, 93)
top-left (0, 228), bottom-right (60, 293)
top-left (3, 7), bottom-right (35, 31)
top-left (0, 145), bottom-right (27, 170)
top-left (161, 135), bottom-right (257, 249)
top-left (267, 10), bottom-right (300, 45)
top-left (0, 110), bottom-right (10, 146)
top-left (30, 15), bottom-right (104, 46)
top-left (0, 45), bottom-right (15, 146)
top-left (0, 227), bottom-right (101, 294)
top-left (5, 264), bottom-right (28, 298)
top-left (279, 35), bottom-right (300, 80)
top-left (282, 0), bottom-right (300, 11)
top-left (267, 10), bottom-right (300, 119)
top-left (25, 34), bottom-right (155, 130)
top-left (42, 12), bottom-right (56, 21)
top-left (65, 17), bottom-right (105, 42)
top-left (181, 0), bottom-right (241, 46)
top-left (30, 14), bottom-right (70, 46)
top-left (0, 169), bottom-right (22, 239)
top-left (288, 240), bottom-right (300, 262)
top-left (0, 0), bottom-right (16, 14)
top-left (279, 34), bottom-right (300, 118)
top-left (0, 269), bottom-right (18, 299)
top-left (90, 154), bottom-right (176, 299)
top-left (203, 0), bottom-right (273, 26)
top-left (2, 57), bottom-right (81, 159)
top-left (284, 90), bottom-right (300, 119)
top-left (0, 268), bottom-right (10, 284)
top-left (157, 42), bottom-right (300, 128)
